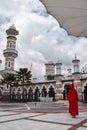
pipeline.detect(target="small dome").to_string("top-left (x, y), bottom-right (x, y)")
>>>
top-left (6, 24), bottom-right (19, 35)
top-left (9, 24), bottom-right (16, 30)
top-left (45, 61), bottom-right (54, 65)
top-left (48, 61), bottom-right (54, 64)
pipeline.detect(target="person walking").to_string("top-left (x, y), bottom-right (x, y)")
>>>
top-left (67, 83), bottom-right (79, 118)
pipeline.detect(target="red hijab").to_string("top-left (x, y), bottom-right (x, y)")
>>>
top-left (67, 83), bottom-right (78, 102)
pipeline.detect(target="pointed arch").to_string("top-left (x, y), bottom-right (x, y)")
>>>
top-left (10, 87), bottom-right (17, 101)
top-left (41, 84), bottom-right (47, 91)
top-left (23, 87), bottom-right (28, 101)
top-left (48, 83), bottom-right (56, 92)
top-left (28, 86), bottom-right (33, 92)
top-left (41, 84), bottom-right (47, 97)
top-left (34, 85), bottom-right (40, 92)
top-left (16, 87), bottom-right (22, 100)
top-left (62, 82), bottom-right (71, 100)
top-left (17, 86), bottom-right (22, 93)
top-left (23, 86), bottom-right (28, 93)
top-left (34, 85), bottom-right (40, 101)
top-left (0, 88), bottom-right (2, 99)
top-left (11, 87), bottom-right (17, 94)
top-left (62, 82), bottom-right (72, 91)
top-left (82, 80), bottom-right (87, 91)
top-left (48, 84), bottom-right (56, 101)
top-left (28, 86), bottom-right (33, 101)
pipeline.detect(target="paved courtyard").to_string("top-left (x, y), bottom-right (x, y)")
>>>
top-left (0, 100), bottom-right (87, 130)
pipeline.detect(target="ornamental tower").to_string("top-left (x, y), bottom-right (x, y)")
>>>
top-left (55, 61), bottom-right (62, 75)
top-left (72, 55), bottom-right (80, 73)
top-left (3, 24), bottom-right (19, 71)
top-left (55, 60), bottom-right (64, 81)
top-left (45, 61), bottom-right (55, 76)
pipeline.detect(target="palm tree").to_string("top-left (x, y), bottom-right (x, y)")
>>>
top-left (16, 68), bottom-right (32, 101)
top-left (4, 73), bottom-right (16, 101)
top-left (16, 68), bottom-right (32, 86)
top-left (4, 74), bottom-right (16, 88)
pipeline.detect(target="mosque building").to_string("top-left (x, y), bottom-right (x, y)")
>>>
top-left (0, 25), bottom-right (87, 102)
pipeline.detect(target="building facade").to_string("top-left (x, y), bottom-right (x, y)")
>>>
top-left (0, 26), bottom-right (87, 102)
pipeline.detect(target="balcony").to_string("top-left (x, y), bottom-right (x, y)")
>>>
top-left (3, 49), bottom-right (18, 58)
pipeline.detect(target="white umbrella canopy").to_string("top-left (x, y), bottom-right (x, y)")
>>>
top-left (40, 0), bottom-right (87, 37)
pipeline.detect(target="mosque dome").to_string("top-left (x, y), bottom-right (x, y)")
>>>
top-left (9, 24), bottom-right (16, 30)
top-left (48, 61), bottom-right (54, 64)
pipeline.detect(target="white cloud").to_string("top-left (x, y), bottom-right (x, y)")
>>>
top-left (0, 0), bottom-right (87, 79)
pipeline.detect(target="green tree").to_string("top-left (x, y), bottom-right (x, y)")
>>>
top-left (16, 68), bottom-right (32, 86)
top-left (47, 75), bottom-right (54, 80)
top-left (4, 74), bottom-right (16, 88)
top-left (4, 74), bottom-right (16, 100)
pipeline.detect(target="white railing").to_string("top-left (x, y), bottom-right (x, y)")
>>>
top-left (3, 49), bottom-right (18, 54)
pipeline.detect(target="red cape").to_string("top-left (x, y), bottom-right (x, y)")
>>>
top-left (67, 83), bottom-right (79, 116)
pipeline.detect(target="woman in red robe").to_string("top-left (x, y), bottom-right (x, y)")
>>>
top-left (67, 83), bottom-right (79, 118)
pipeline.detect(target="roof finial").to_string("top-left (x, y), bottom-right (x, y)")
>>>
top-left (75, 53), bottom-right (77, 59)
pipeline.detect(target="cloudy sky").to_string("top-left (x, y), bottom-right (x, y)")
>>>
top-left (0, 0), bottom-right (87, 79)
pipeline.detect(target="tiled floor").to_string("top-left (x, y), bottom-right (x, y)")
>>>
top-left (0, 100), bottom-right (87, 130)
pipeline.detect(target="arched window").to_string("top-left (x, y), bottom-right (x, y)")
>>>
top-left (8, 61), bottom-right (11, 68)
top-left (10, 43), bottom-right (12, 48)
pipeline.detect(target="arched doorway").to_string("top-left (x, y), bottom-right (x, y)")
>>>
top-left (41, 86), bottom-right (47, 97)
top-left (16, 88), bottom-right (22, 101)
top-left (83, 84), bottom-right (87, 102)
top-left (63, 84), bottom-right (70, 100)
top-left (0, 89), bottom-right (2, 99)
top-left (34, 87), bottom-right (40, 101)
top-left (28, 87), bottom-right (33, 101)
top-left (23, 88), bottom-right (27, 101)
top-left (48, 86), bottom-right (55, 101)
top-left (11, 88), bottom-right (16, 101)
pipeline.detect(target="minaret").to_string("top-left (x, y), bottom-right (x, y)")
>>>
top-left (3, 24), bottom-right (19, 71)
top-left (55, 60), bottom-right (63, 81)
top-left (56, 60), bottom-right (62, 75)
top-left (72, 54), bottom-right (80, 73)
top-left (45, 61), bottom-right (55, 80)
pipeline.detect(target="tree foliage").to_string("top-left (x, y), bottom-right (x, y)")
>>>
top-left (47, 75), bottom-right (54, 80)
top-left (16, 68), bottom-right (32, 85)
